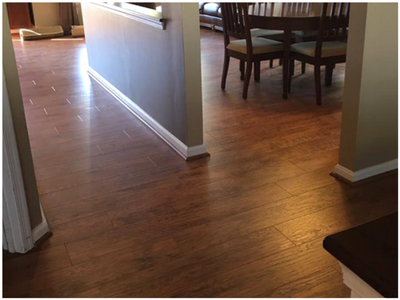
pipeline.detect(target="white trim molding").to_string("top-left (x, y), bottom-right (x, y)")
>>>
top-left (87, 67), bottom-right (208, 160)
top-left (90, 2), bottom-right (165, 30)
top-left (32, 204), bottom-right (50, 244)
top-left (340, 263), bottom-right (384, 298)
top-left (3, 73), bottom-right (34, 253)
top-left (333, 159), bottom-right (398, 183)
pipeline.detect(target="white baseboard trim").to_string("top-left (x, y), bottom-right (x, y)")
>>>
top-left (32, 205), bottom-right (50, 244)
top-left (340, 263), bottom-right (383, 298)
top-left (333, 159), bottom-right (398, 183)
top-left (87, 67), bottom-right (208, 160)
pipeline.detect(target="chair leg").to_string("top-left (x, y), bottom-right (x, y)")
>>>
top-left (243, 59), bottom-right (253, 99)
top-left (301, 62), bottom-right (306, 74)
top-left (325, 64), bottom-right (334, 87)
top-left (254, 61), bottom-right (260, 82)
top-left (221, 53), bottom-right (230, 90)
top-left (290, 59), bottom-right (295, 77)
top-left (240, 60), bottom-right (245, 81)
top-left (269, 59), bottom-right (274, 68)
top-left (314, 64), bottom-right (322, 105)
top-left (288, 59), bottom-right (294, 93)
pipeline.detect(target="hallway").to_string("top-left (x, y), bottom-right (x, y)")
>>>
top-left (3, 29), bottom-right (397, 297)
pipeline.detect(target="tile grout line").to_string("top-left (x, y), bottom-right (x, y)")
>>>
top-left (96, 145), bottom-right (104, 155)
top-left (272, 225), bottom-right (297, 247)
top-left (104, 210), bottom-right (118, 228)
top-left (122, 130), bottom-right (132, 139)
top-left (54, 126), bottom-right (61, 136)
top-left (63, 244), bottom-right (74, 267)
top-left (147, 156), bottom-right (158, 167)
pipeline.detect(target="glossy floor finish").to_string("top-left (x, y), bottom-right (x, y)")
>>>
top-left (4, 30), bottom-right (397, 297)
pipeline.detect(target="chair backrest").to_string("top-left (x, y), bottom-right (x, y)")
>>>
top-left (248, 3), bottom-right (275, 17)
top-left (315, 3), bottom-right (350, 57)
top-left (220, 3), bottom-right (252, 51)
top-left (282, 3), bottom-right (311, 16)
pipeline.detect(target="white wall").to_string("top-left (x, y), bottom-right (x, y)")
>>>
top-left (32, 3), bottom-right (59, 27)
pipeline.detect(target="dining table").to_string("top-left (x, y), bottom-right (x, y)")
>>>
top-left (248, 12), bottom-right (321, 99)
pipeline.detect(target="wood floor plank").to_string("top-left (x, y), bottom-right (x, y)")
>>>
top-left (171, 238), bottom-right (339, 297)
top-left (44, 177), bottom-right (184, 226)
top-left (260, 267), bottom-right (350, 298)
top-left (289, 148), bottom-right (339, 172)
top-left (275, 175), bottom-right (398, 245)
top-left (171, 181), bottom-right (354, 254)
top-left (107, 182), bottom-right (291, 228)
top-left (41, 212), bottom-right (113, 249)
top-left (275, 167), bottom-right (337, 196)
top-left (3, 237), bottom-right (181, 298)
top-left (34, 163), bottom-right (71, 181)
top-left (40, 167), bottom-right (173, 209)
top-left (71, 226), bottom-right (294, 298)
top-left (3, 245), bottom-right (71, 284)
top-left (37, 156), bottom-right (155, 195)
top-left (64, 216), bottom-right (172, 265)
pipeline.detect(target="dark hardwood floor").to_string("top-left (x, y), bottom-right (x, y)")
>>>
top-left (3, 29), bottom-right (397, 298)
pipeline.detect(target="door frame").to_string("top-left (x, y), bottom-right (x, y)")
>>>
top-left (3, 73), bottom-right (35, 253)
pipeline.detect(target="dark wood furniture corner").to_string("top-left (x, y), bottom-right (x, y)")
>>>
top-left (323, 212), bottom-right (398, 298)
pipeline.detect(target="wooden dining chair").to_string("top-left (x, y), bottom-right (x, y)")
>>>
top-left (281, 3), bottom-right (317, 74)
top-left (247, 2), bottom-right (286, 68)
top-left (282, 2), bottom-right (311, 16)
top-left (289, 3), bottom-right (350, 105)
top-left (220, 3), bottom-right (284, 99)
top-left (249, 2), bottom-right (283, 40)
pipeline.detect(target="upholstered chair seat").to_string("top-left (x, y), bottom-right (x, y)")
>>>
top-left (227, 38), bottom-right (283, 55)
top-left (291, 41), bottom-right (347, 58)
top-left (293, 30), bottom-right (318, 42)
top-left (251, 28), bottom-right (284, 38)
top-left (221, 3), bottom-right (284, 99)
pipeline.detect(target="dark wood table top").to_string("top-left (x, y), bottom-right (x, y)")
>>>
top-left (323, 212), bottom-right (398, 298)
top-left (249, 14), bottom-right (320, 32)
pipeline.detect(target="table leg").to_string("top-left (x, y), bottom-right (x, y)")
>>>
top-left (282, 25), bottom-right (291, 99)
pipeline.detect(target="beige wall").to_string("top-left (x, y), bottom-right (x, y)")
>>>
top-left (32, 3), bottom-right (59, 27)
top-left (82, 3), bottom-right (203, 147)
top-left (339, 3), bottom-right (398, 171)
top-left (3, 5), bottom-right (43, 228)
top-left (181, 4), bottom-right (203, 146)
